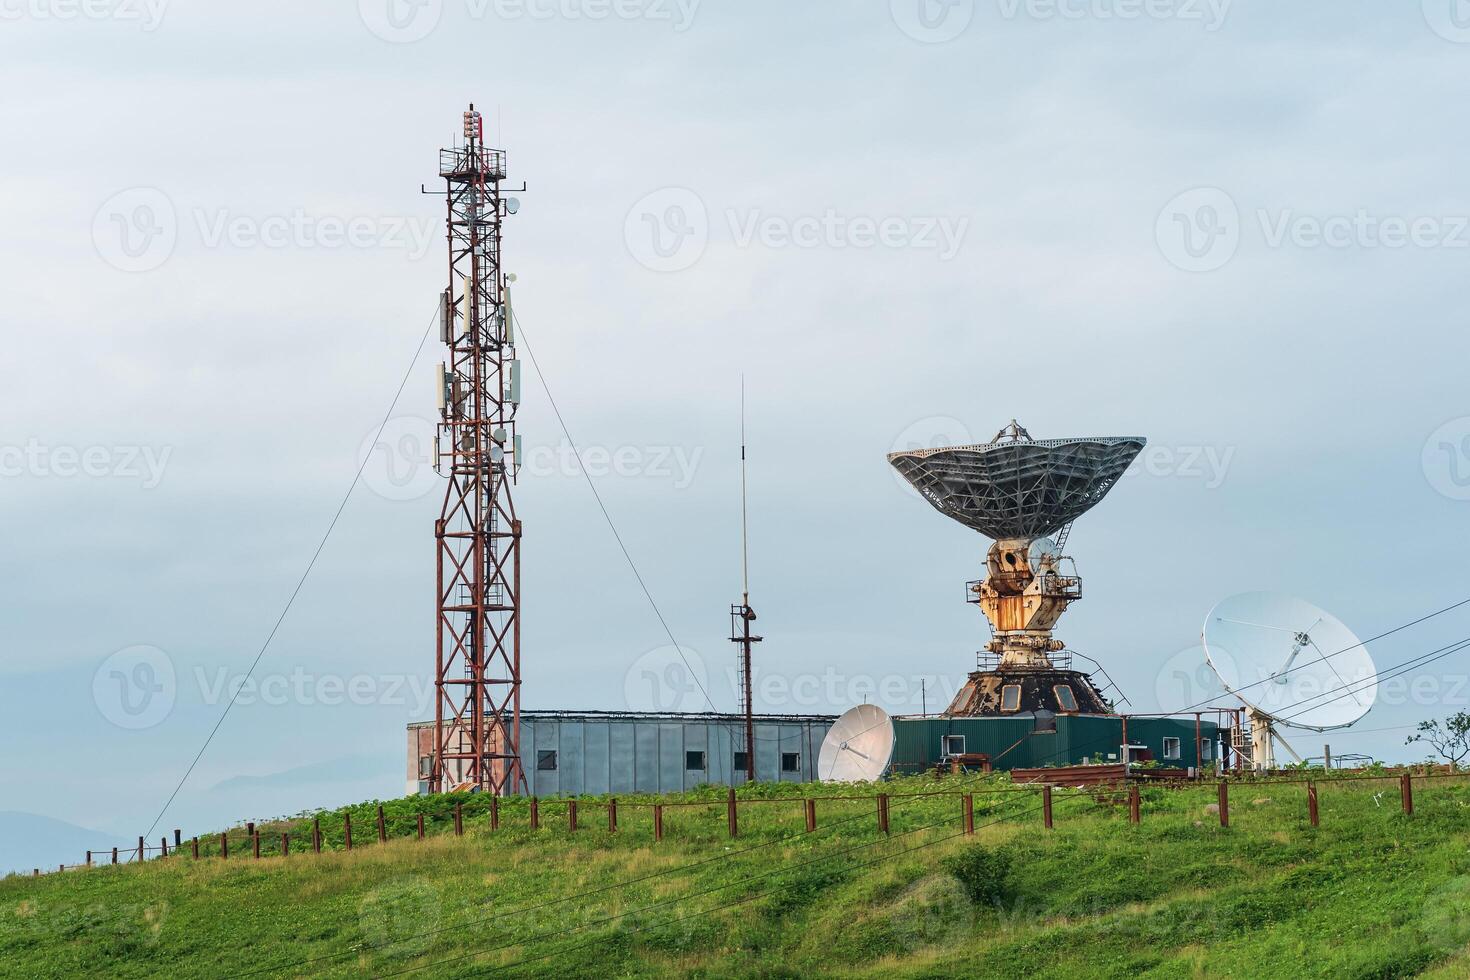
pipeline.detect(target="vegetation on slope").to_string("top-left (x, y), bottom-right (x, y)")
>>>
top-left (4, 772), bottom-right (1470, 978)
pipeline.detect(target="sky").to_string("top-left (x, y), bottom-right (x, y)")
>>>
top-left (3, 0), bottom-right (1470, 859)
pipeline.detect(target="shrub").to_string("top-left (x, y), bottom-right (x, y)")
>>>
top-left (942, 845), bottom-right (1013, 907)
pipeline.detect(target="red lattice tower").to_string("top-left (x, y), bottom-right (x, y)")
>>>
top-left (430, 104), bottom-right (525, 795)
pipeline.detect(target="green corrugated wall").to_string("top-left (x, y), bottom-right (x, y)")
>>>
top-left (893, 715), bottom-right (1221, 772)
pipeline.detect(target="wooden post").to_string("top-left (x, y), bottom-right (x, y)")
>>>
top-left (252, 833), bottom-right (260, 859)
top-left (174, 829), bottom-right (182, 848)
top-left (112, 846), bottom-right (119, 865)
top-left (568, 800), bottom-right (578, 832)
top-left (804, 798), bottom-right (816, 833)
top-left (454, 803), bottom-right (463, 836)
top-left (1128, 783), bottom-right (1141, 824)
top-left (1402, 772), bottom-right (1414, 815)
top-left (1042, 786), bottom-right (1055, 829)
top-left (1307, 781), bottom-right (1319, 827)
top-left (653, 804), bottom-right (664, 842)
top-left (378, 805), bottom-right (387, 843)
top-left (86, 850), bottom-right (92, 867)
top-left (417, 813), bottom-right (425, 840)
top-left (963, 794), bottom-right (975, 835)
top-left (1194, 713), bottom-right (1203, 778)
top-left (728, 788), bottom-right (738, 838)
top-left (344, 813), bottom-right (353, 851)
top-left (529, 798), bottom-right (540, 830)
top-left (1217, 781), bottom-right (1229, 828)
top-left (313, 818), bottom-right (322, 854)
top-left (281, 833), bottom-right (290, 856)
top-left (190, 838), bottom-right (198, 860)
top-left (877, 794), bottom-right (889, 835)
top-left (247, 821), bottom-right (255, 839)
top-left (608, 798), bottom-right (618, 832)
top-left (1324, 744), bottom-right (1332, 772)
top-left (160, 837), bottom-right (168, 857)
top-left (490, 796), bottom-right (499, 831)
top-left (137, 836), bottom-right (145, 861)
top-left (220, 833), bottom-right (229, 859)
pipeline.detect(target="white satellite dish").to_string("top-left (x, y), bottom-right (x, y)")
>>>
top-left (1203, 591), bottom-right (1377, 769)
top-left (818, 704), bottom-right (895, 783)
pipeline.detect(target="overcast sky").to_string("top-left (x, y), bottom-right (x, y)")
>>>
top-left (3, 0), bottom-right (1470, 850)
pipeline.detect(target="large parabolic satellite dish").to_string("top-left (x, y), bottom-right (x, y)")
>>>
top-left (1203, 592), bottom-right (1377, 732)
top-left (887, 425), bottom-right (1146, 540)
top-left (818, 704), bottom-right (895, 782)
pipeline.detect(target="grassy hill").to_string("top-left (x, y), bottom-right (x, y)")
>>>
top-left (5, 772), bottom-right (1470, 978)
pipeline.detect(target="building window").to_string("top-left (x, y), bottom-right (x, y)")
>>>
top-left (942, 735), bottom-right (966, 758)
top-left (1053, 685), bottom-right (1078, 712)
top-left (686, 750), bottom-right (707, 771)
top-left (1033, 709), bottom-right (1057, 734)
top-left (418, 755), bottom-right (432, 778)
top-left (1200, 740), bottom-right (1213, 761)
top-left (1000, 685), bottom-right (1021, 712)
top-left (733, 751), bottom-right (749, 772)
top-left (781, 752), bottom-right (800, 773)
top-left (536, 750), bottom-right (558, 771)
top-left (1162, 737), bottom-right (1181, 760)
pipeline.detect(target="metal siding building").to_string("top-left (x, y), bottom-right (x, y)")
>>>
top-left (892, 715), bottom-right (1222, 773)
top-left (408, 711), bottom-right (836, 796)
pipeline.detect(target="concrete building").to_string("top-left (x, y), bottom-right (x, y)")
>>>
top-left (407, 710), bottom-right (837, 796)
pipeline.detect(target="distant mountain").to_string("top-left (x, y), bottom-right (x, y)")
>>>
top-left (0, 811), bottom-right (129, 877)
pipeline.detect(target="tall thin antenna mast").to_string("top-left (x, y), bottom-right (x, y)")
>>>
top-left (730, 377), bottom-right (761, 783)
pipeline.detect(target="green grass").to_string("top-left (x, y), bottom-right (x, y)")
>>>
top-left (6, 773), bottom-right (1470, 978)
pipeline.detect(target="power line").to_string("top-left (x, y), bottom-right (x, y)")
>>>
top-left (139, 305), bottom-right (439, 843)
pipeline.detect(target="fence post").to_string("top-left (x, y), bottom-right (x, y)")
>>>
top-left (1217, 781), bottom-right (1229, 828)
top-left (281, 833), bottom-right (290, 856)
top-left (174, 829), bottom-right (182, 848)
top-left (417, 813), bottom-right (425, 840)
top-left (877, 794), bottom-right (889, 835)
top-left (85, 850), bottom-right (92, 867)
top-left (1129, 784), bottom-right (1141, 824)
top-left (191, 838), bottom-right (198, 860)
top-left (161, 837), bottom-right (169, 858)
top-left (137, 836), bottom-right (145, 862)
top-left (220, 833), bottom-right (229, 859)
top-left (112, 847), bottom-right (119, 865)
top-left (653, 804), bottom-right (664, 842)
top-left (1043, 786), bottom-right (1054, 829)
top-left (804, 798), bottom-right (816, 833)
top-left (252, 833), bottom-right (260, 860)
top-left (963, 794), bottom-right (975, 835)
top-left (568, 800), bottom-right (578, 832)
top-left (1307, 781), bottom-right (1319, 827)
top-left (378, 805), bottom-right (387, 843)
top-left (313, 818), bottom-right (322, 854)
top-left (344, 813), bottom-right (353, 851)
top-left (1402, 772), bottom-right (1414, 815)
top-left (247, 821), bottom-right (255, 839)
top-left (530, 798), bottom-right (540, 830)
top-left (728, 788), bottom-right (738, 839)
top-left (609, 798), bottom-right (618, 832)
top-left (490, 796), bottom-right (500, 831)
top-left (454, 803), bottom-right (463, 836)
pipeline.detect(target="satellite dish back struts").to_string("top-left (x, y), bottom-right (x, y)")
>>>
top-left (818, 704), bottom-right (895, 782)
top-left (1202, 591), bottom-right (1378, 768)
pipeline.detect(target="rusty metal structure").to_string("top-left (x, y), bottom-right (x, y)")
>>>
top-left (430, 104), bottom-right (526, 795)
top-left (889, 420), bottom-right (1145, 718)
top-left (729, 386), bottom-right (761, 781)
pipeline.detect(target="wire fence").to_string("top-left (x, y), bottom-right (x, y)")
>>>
top-left (22, 767), bottom-right (1468, 880)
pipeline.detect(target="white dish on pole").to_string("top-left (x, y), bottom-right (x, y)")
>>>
top-left (818, 704), bottom-right (895, 782)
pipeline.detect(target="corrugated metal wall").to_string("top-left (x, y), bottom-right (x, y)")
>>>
top-left (893, 715), bottom-right (1222, 772)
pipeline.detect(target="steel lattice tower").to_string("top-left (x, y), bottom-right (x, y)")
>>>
top-left (431, 104), bottom-right (525, 795)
